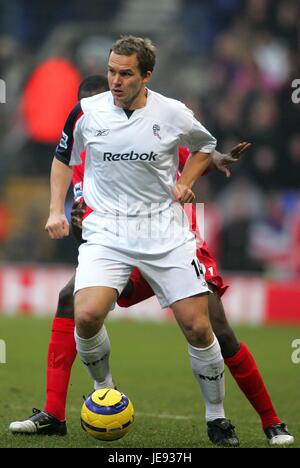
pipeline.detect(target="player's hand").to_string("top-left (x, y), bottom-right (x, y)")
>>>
top-left (71, 200), bottom-right (86, 230)
top-left (172, 183), bottom-right (195, 204)
top-left (213, 142), bottom-right (251, 177)
top-left (45, 213), bottom-right (69, 239)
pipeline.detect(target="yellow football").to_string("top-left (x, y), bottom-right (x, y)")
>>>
top-left (80, 388), bottom-right (134, 441)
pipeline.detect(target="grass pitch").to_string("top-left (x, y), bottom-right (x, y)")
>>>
top-left (0, 316), bottom-right (299, 448)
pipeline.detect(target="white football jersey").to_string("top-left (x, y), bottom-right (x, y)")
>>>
top-left (56, 89), bottom-right (216, 253)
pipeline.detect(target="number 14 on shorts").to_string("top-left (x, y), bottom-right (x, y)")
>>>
top-left (191, 258), bottom-right (207, 286)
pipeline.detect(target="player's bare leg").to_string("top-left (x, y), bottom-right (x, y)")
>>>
top-left (171, 293), bottom-right (239, 447)
top-left (74, 286), bottom-right (117, 390)
top-left (208, 285), bottom-right (294, 446)
top-left (207, 286), bottom-right (239, 357)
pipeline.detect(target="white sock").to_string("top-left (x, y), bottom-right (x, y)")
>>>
top-left (188, 334), bottom-right (225, 422)
top-left (75, 326), bottom-right (114, 390)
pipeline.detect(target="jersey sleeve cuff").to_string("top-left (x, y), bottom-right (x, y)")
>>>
top-left (54, 153), bottom-right (71, 166)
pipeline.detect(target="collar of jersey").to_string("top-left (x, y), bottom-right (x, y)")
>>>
top-left (109, 88), bottom-right (152, 115)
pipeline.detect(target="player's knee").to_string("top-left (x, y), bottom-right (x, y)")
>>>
top-left (75, 308), bottom-right (104, 338)
top-left (75, 306), bottom-right (101, 326)
top-left (75, 293), bottom-right (107, 331)
top-left (183, 319), bottom-right (212, 347)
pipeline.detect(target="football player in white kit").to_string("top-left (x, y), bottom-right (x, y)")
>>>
top-left (45, 36), bottom-right (238, 446)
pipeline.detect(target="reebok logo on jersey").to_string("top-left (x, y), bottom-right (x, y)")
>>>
top-left (104, 151), bottom-right (158, 161)
top-left (95, 129), bottom-right (110, 136)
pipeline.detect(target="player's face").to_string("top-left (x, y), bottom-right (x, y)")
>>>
top-left (108, 52), bottom-right (151, 109)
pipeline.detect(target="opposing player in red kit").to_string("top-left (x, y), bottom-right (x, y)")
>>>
top-left (9, 76), bottom-right (293, 446)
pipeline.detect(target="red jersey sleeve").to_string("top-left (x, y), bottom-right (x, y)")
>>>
top-left (178, 146), bottom-right (190, 173)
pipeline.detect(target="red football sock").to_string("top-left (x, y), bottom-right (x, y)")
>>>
top-left (224, 342), bottom-right (281, 430)
top-left (44, 317), bottom-right (77, 421)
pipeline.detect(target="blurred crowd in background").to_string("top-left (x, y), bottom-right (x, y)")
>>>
top-left (0, 0), bottom-right (299, 279)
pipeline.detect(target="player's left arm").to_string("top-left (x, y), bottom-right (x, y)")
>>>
top-left (173, 107), bottom-right (216, 203)
top-left (173, 150), bottom-right (213, 203)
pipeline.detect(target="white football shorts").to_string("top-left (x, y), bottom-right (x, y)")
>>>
top-left (74, 237), bottom-right (210, 308)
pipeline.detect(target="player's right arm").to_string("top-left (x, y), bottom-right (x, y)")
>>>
top-left (45, 159), bottom-right (73, 239)
top-left (45, 102), bottom-right (84, 239)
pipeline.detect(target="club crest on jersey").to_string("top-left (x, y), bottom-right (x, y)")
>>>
top-left (58, 131), bottom-right (68, 149)
top-left (95, 129), bottom-right (110, 136)
top-left (153, 124), bottom-right (161, 140)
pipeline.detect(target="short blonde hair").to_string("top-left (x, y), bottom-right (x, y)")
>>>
top-left (110, 35), bottom-right (156, 76)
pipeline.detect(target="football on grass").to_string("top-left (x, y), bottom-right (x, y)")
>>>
top-left (81, 388), bottom-right (134, 441)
